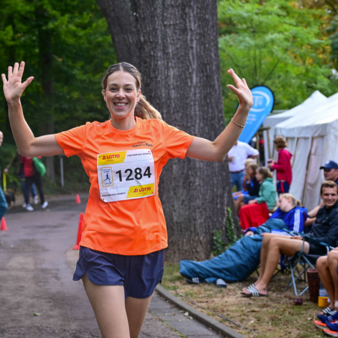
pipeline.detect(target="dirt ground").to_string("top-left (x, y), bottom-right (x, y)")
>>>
top-left (162, 263), bottom-right (327, 338)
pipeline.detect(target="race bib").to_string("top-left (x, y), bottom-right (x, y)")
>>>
top-left (97, 149), bottom-right (155, 202)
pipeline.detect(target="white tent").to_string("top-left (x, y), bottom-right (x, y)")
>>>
top-left (262, 91), bottom-right (327, 164)
top-left (263, 90), bottom-right (327, 129)
top-left (271, 93), bottom-right (338, 210)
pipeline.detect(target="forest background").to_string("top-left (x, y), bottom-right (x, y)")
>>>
top-left (0, 0), bottom-right (338, 192)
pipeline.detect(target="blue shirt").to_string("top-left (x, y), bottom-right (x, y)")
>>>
top-left (270, 206), bottom-right (307, 233)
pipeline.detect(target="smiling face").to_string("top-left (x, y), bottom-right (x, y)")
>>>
top-left (245, 165), bottom-right (254, 176)
top-left (321, 187), bottom-right (338, 208)
top-left (102, 71), bottom-right (141, 121)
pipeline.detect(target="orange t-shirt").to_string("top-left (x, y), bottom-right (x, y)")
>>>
top-left (55, 117), bottom-right (194, 255)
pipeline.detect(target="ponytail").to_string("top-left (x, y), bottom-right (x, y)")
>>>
top-left (135, 94), bottom-right (162, 120)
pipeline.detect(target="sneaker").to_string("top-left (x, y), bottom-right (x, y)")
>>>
top-left (22, 203), bottom-right (27, 208)
top-left (314, 319), bottom-right (338, 329)
top-left (41, 201), bottom-right (48, 209)
top-left (216, 279), bottom-right (227, 288)
top-left (33, 196), bottom-right (39, 205)
top-left (186, 277), bottom-right (200, 284)
top-left (318, 308), bottom-right (338, 323)
top-left (324, 322), bottom-right (338, 336)
top-left (26, 204), bottom-right (34, 211)
top-left (323, 329), bottom-right (338, 337)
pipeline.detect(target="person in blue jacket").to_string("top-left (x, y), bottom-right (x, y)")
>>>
top-left (245, 193), bottom-right (307, 236)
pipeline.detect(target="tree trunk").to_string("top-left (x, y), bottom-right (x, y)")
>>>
top-left (36, 5), bottom-right (55, 182)
top-left (97, 0), bottom-right (241, 261)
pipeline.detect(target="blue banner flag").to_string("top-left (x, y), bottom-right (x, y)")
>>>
top-left (238, 86), bottom-right (274, 143)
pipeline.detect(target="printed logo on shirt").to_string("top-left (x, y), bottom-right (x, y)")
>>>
top-left (127, 184), bottom-right (154, 198)
top-left (98, 151), bottom-right (127, 165)
top-left (132, 141), bottom-right (153, 148)
top-left (100, 167), bottom-right (114, 187)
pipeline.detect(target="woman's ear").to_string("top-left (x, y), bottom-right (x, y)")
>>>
top-left (137, 90), bottom-right (141, 102)
top-left (102, 90), bottom-right (107, 101)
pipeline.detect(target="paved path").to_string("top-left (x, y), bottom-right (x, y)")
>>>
top-left (0, 196), bottom-right (224, 338)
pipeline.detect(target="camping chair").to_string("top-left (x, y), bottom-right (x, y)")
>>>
top-left (284, 235), bottom-right (334, 296)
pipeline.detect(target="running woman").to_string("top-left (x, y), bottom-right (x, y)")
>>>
top-left (2, 61), bottom-right (252, 338)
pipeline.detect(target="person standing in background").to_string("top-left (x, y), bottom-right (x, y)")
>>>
top-left (0, 131), bottom-right (8, 221)
top-left (21, 156), bottom-right (48, 211)
top-left (268, 136), bottom-right (292, 194)
top-left (4, 150), bottom-right (39, 208)
top-left (228, 140), bottom-right (259, 191)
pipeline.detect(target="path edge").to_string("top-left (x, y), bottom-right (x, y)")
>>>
top-left (155, 285), bottom-right (246, 338)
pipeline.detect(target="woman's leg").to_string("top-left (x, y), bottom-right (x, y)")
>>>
top-left (24, 176), bottom-right (33, 205)
top-left (317, 256), bottom-right (335, 311)
top-left (253, 237), bottom-right (309, 294)
top-left (82, 274), bottom-right (130, 338)
top-left (125, 296), bottom-right (152, 338)
top-left (327, 251), bottom-right (338, 307)
top-left (32, 172), bottom-right (45, 204)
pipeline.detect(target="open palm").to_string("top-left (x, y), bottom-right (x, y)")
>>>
top-left (2, 62), bottom-right (34, 103)
top-left (227, 69), bottom-right (253, 108)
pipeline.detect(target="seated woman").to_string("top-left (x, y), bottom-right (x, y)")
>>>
top-left (239, 167), bottom-right (277, 229)
top-left (234, 161), bottom-right (260, 214)
top-left (179, 194), bottom-right (306, 285)
top-left (245, 193), bottom-right (307, 236)
top-left (233, 158), bottom-right (256, 199)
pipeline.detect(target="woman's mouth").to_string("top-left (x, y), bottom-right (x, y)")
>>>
top-left (114, 102), bottom-right (128, 107)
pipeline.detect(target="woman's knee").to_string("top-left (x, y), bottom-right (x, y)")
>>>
top-left (317, 256), bottom-right (328, 270)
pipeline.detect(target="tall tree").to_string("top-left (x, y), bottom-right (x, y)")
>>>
top-left (97, 0), bottom-right (240, 261)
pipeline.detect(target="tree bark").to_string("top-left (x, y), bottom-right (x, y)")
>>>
top-left (97, 0), bottom-right (241, 261)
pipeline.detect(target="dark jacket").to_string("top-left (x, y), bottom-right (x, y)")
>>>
top-left (245, 177), bottom-right (260, 196)
top-left (308, 201), bottom-right (338, 248)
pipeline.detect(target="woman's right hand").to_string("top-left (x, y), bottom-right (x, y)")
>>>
top-left (2, 62), bottom-right (34, 103)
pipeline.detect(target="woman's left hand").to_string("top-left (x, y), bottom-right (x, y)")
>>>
top-left (227, 69), bottom-right (253, 109)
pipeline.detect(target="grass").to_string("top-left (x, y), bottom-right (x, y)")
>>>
top-left (162, 263), bottom-right (326, 338)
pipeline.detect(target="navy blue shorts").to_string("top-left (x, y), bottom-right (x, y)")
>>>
top-left (73, 246), bottom-right (164, 299)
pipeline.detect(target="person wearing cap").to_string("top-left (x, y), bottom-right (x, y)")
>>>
top-left (320, 161), bottom-right (338, 186)
top-left (306, 161), bottom-right (338, 226)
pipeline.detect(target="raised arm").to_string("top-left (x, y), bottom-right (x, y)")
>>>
top-left (186, 69), bottom-right (253, 162)
top-left (2, 62), bottom-right (64, 157)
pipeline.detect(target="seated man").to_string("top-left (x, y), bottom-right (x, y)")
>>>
top-left (313, 248), bottom-right (338, 331)
top-left (242, 180), bottom-right (338, 297)
top-left (306, 160), bottom-right (338, 230)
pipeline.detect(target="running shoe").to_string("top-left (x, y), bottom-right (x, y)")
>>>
top-left (22, 203), bottom-right (27, 208)
top-left (41, 201), bottom-right (48, 209)
top-left (186, 277), bottom-right (200, 284)
top-left (318, 308), bottom-right (338, 323)
top-left (26, 204), bottom-right (34, 211)
top-left (314, 319), bottom-right (338, 329)
top-left (326, 321), bottom-right (338, 333)
top-left (324, 328), bottom-right (338, 337)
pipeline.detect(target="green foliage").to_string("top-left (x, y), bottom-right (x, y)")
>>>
top-left (212, 207), bottom-right (238, 256)
top-left (212, 230), bottom-right (226, 257)
top-left (225, 207), bottom-right (237, 248)
top-left (0, 0), bottom-right (116, 187)
top-left (218, 0), bottom-right (337, 120)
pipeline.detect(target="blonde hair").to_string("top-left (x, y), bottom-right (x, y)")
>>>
top-left (279, 193), bottom-right (302, 207)
top-left (273, 136), bottom-right (287, 149)
top-left (247, 162), bottom-right (258, 175)
top-left (101, 62), bottom-right (162, 120)
top-left (244, 158), bottom-right (256, 166)
top-left (258, 167), bottom-right (273, 179)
